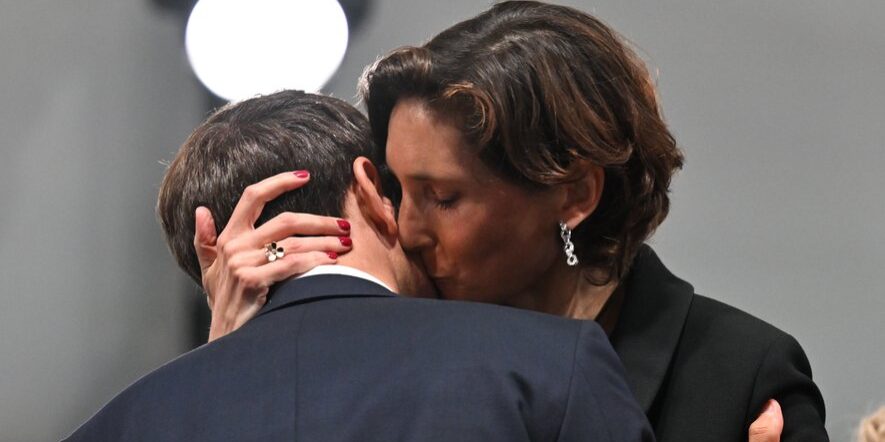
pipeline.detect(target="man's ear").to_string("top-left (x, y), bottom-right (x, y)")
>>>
top-left (352, 157), bottom-right (398, 241)
top-left (194, 206), bottom-right (218, 273)
top-left (559, 161), bottom-right (605, 230)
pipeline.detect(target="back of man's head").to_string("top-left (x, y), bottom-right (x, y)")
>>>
top-left (158, 90), bottom-right (379, 286)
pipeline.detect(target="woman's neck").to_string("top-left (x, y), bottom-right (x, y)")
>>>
top-left (566, 276), bottom-right (619, 320)
top-left (506, 260), bottom-right (619, 321)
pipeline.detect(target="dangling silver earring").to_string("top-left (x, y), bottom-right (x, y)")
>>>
top-left (559, 221), bottom-right (579, 266)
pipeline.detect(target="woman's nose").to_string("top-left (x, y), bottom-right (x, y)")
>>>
top-left (397, 198), bottom-right (434, 252)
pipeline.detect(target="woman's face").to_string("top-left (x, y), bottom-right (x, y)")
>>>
top-left (386, 99), bottom-right (563, 303)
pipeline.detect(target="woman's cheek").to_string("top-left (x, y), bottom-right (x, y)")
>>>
top-left (459, 214), bottom-right (502, 270)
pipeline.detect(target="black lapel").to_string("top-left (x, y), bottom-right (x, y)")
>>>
top-left (610, 244), bottom-right (695, 412)
top-left (256, 274), bottom-right (397, 318)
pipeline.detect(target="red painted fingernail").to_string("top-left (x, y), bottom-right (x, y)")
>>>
top-left (327, 251), bottom-right (338, 259)
top-left (337, 219), bottom-right (350, 230)
top-left (294, 170), bottom-right (309, 178)
top-left (339, 236), bottom-right (352, 246)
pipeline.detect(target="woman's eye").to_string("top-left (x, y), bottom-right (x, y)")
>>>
top-left (434, 194), bottom-right (460, 210)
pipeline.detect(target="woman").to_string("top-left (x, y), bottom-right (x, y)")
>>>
top-left (193, 2), bottom-right (827, 441)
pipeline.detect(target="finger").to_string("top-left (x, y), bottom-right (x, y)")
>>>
top-left (243, 251), bottom-right (338, 286)
top-left (226, 236), bottom-right (352, 269)
top-left (227, 171), bottom-right (311, 234)
top-left (251, 212), bottom-right (351, 247)
top-left (194, 206), bottom-right (218, 272)
top-left (286, 236), bottom-right (353, 254)
top-left (748, 399), bottom-right (783, 442)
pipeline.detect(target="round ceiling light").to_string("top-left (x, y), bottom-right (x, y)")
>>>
top-left (185, 0), bottom-right (349, 101)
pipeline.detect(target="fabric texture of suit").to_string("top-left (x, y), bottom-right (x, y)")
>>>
top-left (66, 274), bottom-right (653, 442)
top-left (611, 245), bottom-right (828, 441)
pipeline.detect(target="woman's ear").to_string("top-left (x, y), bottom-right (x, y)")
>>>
top-left (352, 157), bottom-right (398, 241)
top-left (560, 161), bottom-right (605, 229)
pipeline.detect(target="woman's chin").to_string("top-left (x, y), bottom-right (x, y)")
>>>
top-left (434, 279), bottom-right (467, 301)
top-left (436, 279), bottom-right (501, 304)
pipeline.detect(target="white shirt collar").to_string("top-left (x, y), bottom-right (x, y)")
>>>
top-left (296, 264), bottom-right (396, 293)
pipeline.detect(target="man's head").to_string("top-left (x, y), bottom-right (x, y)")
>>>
top-left (157, 90), bottom-right (432, 295)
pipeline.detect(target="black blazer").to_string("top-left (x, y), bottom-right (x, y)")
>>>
top-left (611, 246), bottom-right (828, 441)
top-left (66, 274), bottom-right (653, 442)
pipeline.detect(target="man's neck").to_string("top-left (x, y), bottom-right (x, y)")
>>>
top-left (336, 253), bottom-right (400, 293)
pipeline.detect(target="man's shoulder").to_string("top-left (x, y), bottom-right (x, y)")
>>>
top-left (65, 334), bottom-right (279, 441)
top-left (63, 350), bottom-right (192, 440)
top-left (334, 295), bottom-right (597, 354)
top-left (311, 295), bottom-right (595, 352)
top-left (396, 296), bottom-right (582, 328)
top-left (294, 295), bottom-right (609, 392)
top-left (297, 296), bottom-right (637, 440)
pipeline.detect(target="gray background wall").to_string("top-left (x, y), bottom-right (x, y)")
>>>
top-left (1, 1), bottom-right (882, 440)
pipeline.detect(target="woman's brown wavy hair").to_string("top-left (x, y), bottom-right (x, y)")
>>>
top-left (360, 1), bottom-right (684, 284)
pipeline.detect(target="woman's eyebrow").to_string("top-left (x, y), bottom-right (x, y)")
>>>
top-left (402, 172), bottom-right (464, 183)
top-left (389, 160), bottom-right (466, 183)
top-left (405, 173), bottom-right (435, 181)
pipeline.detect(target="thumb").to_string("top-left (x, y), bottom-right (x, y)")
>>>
top-left (194, 206), bottom-right (218, 272)
top-left (749, 399), bottom-right (783, 442)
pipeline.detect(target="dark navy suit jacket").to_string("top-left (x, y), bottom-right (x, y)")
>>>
top-left (66, 274), bottom-right (653, 441)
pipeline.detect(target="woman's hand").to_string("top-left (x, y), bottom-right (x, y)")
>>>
top-left (749, 399), bottom-right (783, 442)
top-left (194, 171), bottom-right (354, 342)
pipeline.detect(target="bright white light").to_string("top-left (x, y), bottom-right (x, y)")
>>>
top-left (185, 0), bottom-right (349, 101)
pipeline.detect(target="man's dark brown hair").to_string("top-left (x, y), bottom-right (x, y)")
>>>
top-left (157, 90), bottom-right (379, 286)
top-left (360, 0), bottom-right (684, 284)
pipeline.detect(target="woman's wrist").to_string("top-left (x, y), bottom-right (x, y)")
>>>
top-left (208, 311), bottom-right (236, 342)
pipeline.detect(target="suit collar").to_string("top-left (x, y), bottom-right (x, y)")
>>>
top-left (610, 244), bottom-right (694, 412)
top-left (256, 274), bottom-right (396, 318)
top-left (298, 264), bottom-right (396, 292)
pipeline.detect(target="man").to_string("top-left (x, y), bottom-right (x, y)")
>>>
top-left (65, 90), bottom-right (652, 441)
